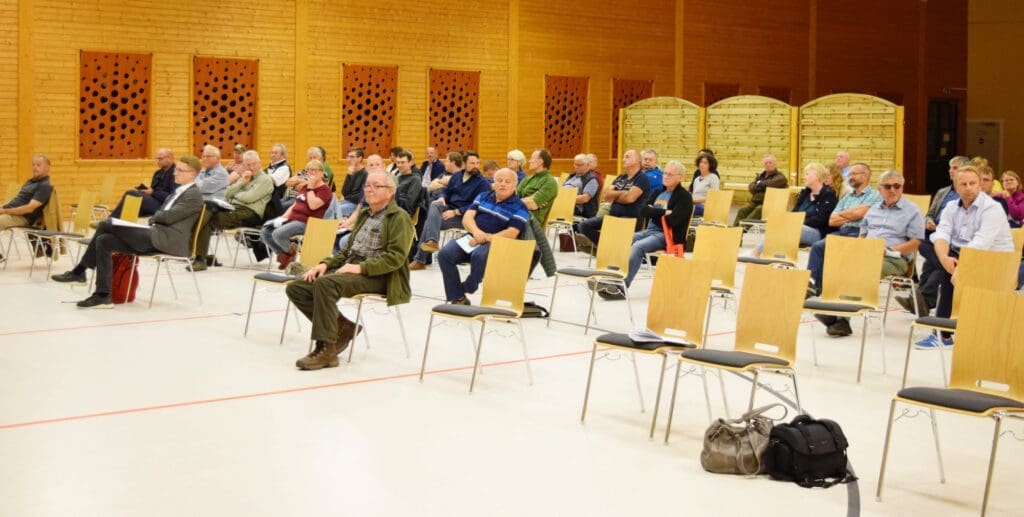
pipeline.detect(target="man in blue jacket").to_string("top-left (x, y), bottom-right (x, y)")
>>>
top-left (410, 151), bottom-right (490, 269)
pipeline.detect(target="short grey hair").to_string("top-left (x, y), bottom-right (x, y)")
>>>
top-left (242, 150), bottom-right (260, 161)
top-left (506, 149), bottom-right (526, 166)
top-left (878, 169), bottom-right (904, 185)
top-left (586, 153), bottom-right (599, 167)
top-left (306, 147), bottom-right (323, 159)
top-left (664, 160), bottom-right (686, 176)
top-left (273, 143), bottom-right (288, 157)
top-left (803, 162), bottom-right (827, 182)
top-left (573, 153), bottom-right (588, 162)
top-left (202, 144), bottom-right (221, 158)
top-left (641, 149), bottom-right (658, 159)
top-left (367, 170), bottom-right (398, 189)
top-left (949, 155), bottom-right (970, 167)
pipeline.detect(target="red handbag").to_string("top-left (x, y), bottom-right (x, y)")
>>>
top-left (662, 215), bottom-right (685, 257)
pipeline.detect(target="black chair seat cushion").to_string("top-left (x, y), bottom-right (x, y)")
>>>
top-left (254, 272), bottom-right (294, 283)
top-left (432, 303), bottom-right (518, 318)
top-left (914, 316), bottom-right (956, 330)
top-left (804, 299), bottom-right (874, 314)
top-left (682, 349), bottom-right (789, 368)
top-left (740, 219), bottom-right (766, 225)
top-left (30, 230), bottom-right (84, 238)
top-left (898, 387), bottom-right (1024, 414)
top-left (595, 332), bottom-right (695, 352)
top-left (557, 267), bottom-right (624, 278)
top-left (737, 256), bottom-right (795, 266)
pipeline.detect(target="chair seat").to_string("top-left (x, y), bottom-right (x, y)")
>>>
top-left (28, 230), bottom-right (85, 238)
top-left (914, 316), bottom-right (956, 330)
top-left (432, 303), bottom-right (518, 319)
top-left (898, 387), bottom-right (1024, 414)
top-left (711, 285), bottom-right (734, 293)
top-left (681, 349), bottom-right (789, 368)
top-left (557, 267), bottom-right (624, 278)
top-left (254, 272), bottom-right (295, 283)
top-left (595, 332), bottom-right (695, 352)
top-left (737, 256), bottom-right (795, 266)
top-left (804, 298), bottom-right (875, 314)
top-left (739, 219), bottom-right (766, 225)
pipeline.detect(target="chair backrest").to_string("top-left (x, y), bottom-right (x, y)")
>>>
top-left (97, 175), bottom-right (116, 205)
top-left (559, 172), bottom-right (571, 186)
top-left (949, 247), bottom-right (1020, 318)
top-left (734, 264), bottom-right (810, 365)
top-left (903, 194), bottom-right (930, 216)
top-left (187, 204), bottom-right (207, 258)
top-left (595, 216), bottom-right (635, 273)
top-left (602, 174), bottom-right (617, 196)
top-left (40, 188), bottom-right (62, 231)
top-left (948, 287), bottom-right (1024, 403)
top-left (4, 182), bottom-right (18, 200)
top-left (479, 236), bottom-right (535, 317)
top-left (760, 187), bottom-right (793, 219)
top-left (120, 195), bottom-right (143, 223)
top-left (1012, 227), bottom-right (1024, 256)
top-left (761, 211), bottom-right (804, 264)
top-left (647, 255), bottom-right (713, 345)
top-left (71, 191), bottom-right (97, 233)
top-left (701, 189), bottom-right (734, 226)
top-left (298, 217), bottom-right (338, 267)
top-left (820, 234), bottom-right (885, 306)
top-left (546, 187), bottom-right (577, 227)
top-left (693, 225), bottom-right (742, 290)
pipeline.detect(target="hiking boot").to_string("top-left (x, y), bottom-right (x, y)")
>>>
top-left (895, 290), bottom-right (929, 317)
top-left (419, 240), bottom-right (439, 253)
top-left (336, 316), bottom-right (362, 356)
top-left (295, 341), bottom-right (326, 367)
top-left (204, 255), bottom-right (222, 267)
top-left (77, 293), bottom-right (114, 309)
top-left (826, 318), bottom-right (853, 337)
top-left (451, 296), bottom-right (470, 305)
top-left (190, 257), bottom-right (208, 272)
top-left (409, 261), bottom-right (426, 271)
top-left (52, 270), bottom-right (87, 284)
top-left (296, 340), bottom-right (341, 370)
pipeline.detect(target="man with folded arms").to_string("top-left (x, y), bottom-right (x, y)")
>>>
top-left (285, 170), bottom-right (413, 370)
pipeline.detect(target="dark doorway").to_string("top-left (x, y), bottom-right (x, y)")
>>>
top-left (925, 99), bottom-right (958, 193)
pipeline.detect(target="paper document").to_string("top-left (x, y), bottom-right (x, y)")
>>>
top-left (455, 233), bottom-right (477, 253)
top-left (211, 199), bottom-right (235, 210)
top-left (264, 216), bottom-right (286, 228)
top-left (111, 217), bottom-right (149, 229)
top-left (628, 328), bottom-right (689, 346)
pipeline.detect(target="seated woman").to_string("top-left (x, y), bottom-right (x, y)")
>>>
top-left (995, 170), bottom-right (1023, 227)
top-left (690, 153), bottom-right (720, 217)
top-left (436, 168), bottom-right (529, 305)
top-left (792, 163), bottom-right (839, 246)
top-left (259, 160), bottom-right (332, 270)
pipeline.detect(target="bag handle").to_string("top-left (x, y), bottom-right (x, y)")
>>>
top-left (724, 403), bottom-right (788, 426)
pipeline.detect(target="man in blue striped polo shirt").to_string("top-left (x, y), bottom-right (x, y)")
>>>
top-left (437, 168), bottom-right (530, 305)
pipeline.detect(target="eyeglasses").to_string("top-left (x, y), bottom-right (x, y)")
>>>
top-left (363, 184), bottom-right (393, 191)
top-left (879, 183), bottom-right (903, 190)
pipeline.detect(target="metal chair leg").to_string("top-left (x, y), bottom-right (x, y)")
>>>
top-left (148, 259), bottom-right (162, 308)
top-left (856, 314), bottom-right (869, 383)
top-left (746, 370), bottom-right (760, 413)
top-left (981, 416), bottom-right (1004, 516)
top-left (664, 360), bottom-right (683, 444)
top-left (875, 399), bottom-right (899, 501)
top-left (580, 343), bottom-right (599, 423)
top-left (717, 369), bottom-right (731, 419)
top-left (165, 260), bottom-right (179, 299)
top-left (468, 320), bottom-right (487, 393)
top-left (630, 352), bottom-right (646, 413)
top-left (699, 367), bottom-right (714, 425)
top-left (622, 281), bottom-right (636, 328)
top-left (418, 313), bottom-right (436, 382)
top-left (938, 347), bottom-right (949, 387)
top-left (928, 408), bottom-right (947, 483)
top-left (279, 299), bottom-right (291, 345)
top-left (789, 370), bottom-right (803, 414)
top-left (395, 305), bottom-right (411, 358)
top-left (583, 283), bottom-right (597, 335)
top-left (810, 315), bottom-right (819, 366)
top-left (516, 319), bottom-right (533, 386)
top-left (648, 353), bottom-right (668, 439)
top-left (188, 261), bottom-right (202, 305)
top-left (348, 298), bottom-right (365, 363)
top-left (900, 325), bottom-right (915, 389)
top-left (546, 276), bottom-right (559, 328)
top-left (243, 281), bottom-right (258, 336)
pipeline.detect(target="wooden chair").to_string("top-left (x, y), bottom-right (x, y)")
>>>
top-left (559, 172), bottom-right (572, 186)
top-left (737, 211), bottom-right (804, 268)
top-left (545, 187), bottom-right (579, 253)
top-left (92, 176), bottom-right (117, 217)
top-left (548, 216), bottom-right (637, 334)
top-left (243, 217), bottom-right (337, 344)
top-left (695, 189), bottom-right (734, 227)
top-left (803, 234), bottom-right (886, 383)
top-left (692, 225), bottom-right (742, 309)
top-left (130, 205), bottom-right (206, 308)
top-left (878, 287), bottom-right (1024, 516)
top-left (902, 248), bottom-right (1020, 388)
top-left (118, 194), bottom-right (143, 224)
top-left (25, 190), bottom-right (96, 278)
top-left (738, 187), bottom-right (793, 232)
top-left (665, 264), bottom-right (811, 443)
top-left (903, 194), bottom-right (931, 218)
top-left (581, 256), bottom-right (713, 438)
top-left (18, 189), bottom-right (64, 278)
top-left (1012, 227), bottom-right (1023, 255)
top-left (419, 237), bottom-right (535, 392)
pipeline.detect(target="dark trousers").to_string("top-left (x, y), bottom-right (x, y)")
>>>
top-left (918, 240), bottom-right (958, 319)
top-left (77, 220), bottom-right (156, 295)
top-left (110, 191), bottom-right (163, 218)
top-left (194, 205), bottom-right (261, 258)
top-left (285, 272), bottom-right (387, 343)
top-left (579, 215), bottom-right (604, 246)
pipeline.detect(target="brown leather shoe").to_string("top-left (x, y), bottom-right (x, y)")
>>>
top-left (419, 240), bottom-right (439, 253)
top-left (336, 316), bottom-right (363, 356)
top-left (409, 261), bottom-right (426, 271)
top-left (295, 341), bottom-right (340, 370)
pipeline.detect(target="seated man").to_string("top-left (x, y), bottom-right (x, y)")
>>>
top-left (410, 151), bottom-right (490, 269)
top-left (805, 162), bottom-right (881, 293)
top-left (107, 148), bottom-right (178, 219)
top-left (578, 149), bottom-right (650, 247)
top-left (641, 149), bottom-right (663, 192)
top-left (810, 170), bottom-right (924, 336)
top-left (600, 160), bottom-right (693, 300)
top-left (516, 148), bottom-right (558, 225)
top-left (733, 154), bottom-right (788, 225)
top-left (51, 156), bottom-right (204, 308)
top-left (192, 150), bottom-right (274, 271)
top-left (285, 170), bottom-right (413, 370)
top-left (339, 147), bottom-right (368, 217)
top-left (393, 150), bottom-right (423, 215)
top-left (0, 155), bottom-right (54, 257)
top-left (564, 153), bottom-right (600, 218)
top-left (436, 168), bottom-right (529, 304)
top-left (260, 160), bottom-right (332, 269)
top-left (910, 166), bottom-right (1014, 348)
top-left (196, 145), bottom-right (230, 203)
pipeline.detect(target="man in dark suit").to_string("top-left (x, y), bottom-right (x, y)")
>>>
top-left (107, 148), bottom-right (179, 218)
top-left (52, 156), bottom-right (205, 308)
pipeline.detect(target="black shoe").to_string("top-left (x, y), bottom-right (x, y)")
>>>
top-left (813, 313), bottom-right (837, 327)
top-left (597, 287), bottom-right (626, 300)
top-left (826, 318), bottom-right (853, 337)
top-left (205, 255), bottom-right (222, 267)
top-left (76, 293), bottom-right (114, 309)
top-left (52, 270), bottom-right (87, 284)
top-left (451, 297), bottom-right (471, 305)
top-left (190, 257), bottom-right (208, 272)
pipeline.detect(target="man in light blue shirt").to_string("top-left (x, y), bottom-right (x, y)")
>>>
top-left (197, 144), bottom-right (230, 202)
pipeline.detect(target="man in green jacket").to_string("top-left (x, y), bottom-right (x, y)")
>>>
top-left (516, 148), bottom-right (559, 225)
top-left (286, 170), bottom-right (414, 370)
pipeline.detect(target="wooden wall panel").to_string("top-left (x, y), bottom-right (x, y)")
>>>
top-left (611, 79), bottom-right (654, 156)
top-left (544, 75), bottom-right (589, 159)
top-left (705, 95), bottom-right (792, 185)
top-left (192, 57), bottom-right (258, 157)
top-left (342, 64), bottom-right (397, 156)
top-left (621, 97), bottom-right (702, 168)
top-left (0, 0), bottom-right (18, 188)
top-left (968, 0), bottom-right (1022, 173)
top-left (78, 52), bottom-right (151, 159)
top-left (429, 69), bottom-right (480, 155)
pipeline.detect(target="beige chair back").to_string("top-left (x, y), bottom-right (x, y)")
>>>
top-left (820, 234), bottom-right (885, 306)
top-left (693, 225), bottom-right (742, 290)
top-left (701, 189), bottom-right (734, 226)
top-left (735, 264), bottom-right (810, 364)
top-left (595, 216), bottom-right (635, 274)
top-left (479, 236), bottom-right (535, 317)
top-left (4, 183), bottom-right (18, 200)
top-left (298, 217), bottom-right (338, 267)
top-left (1011, 227), bottom-right (1024, 256)
top-left (97, 176), bottom-right (117, 206)
top-left (71, 191), bottom-right (97, 234)
top-left (559, 172), bottom-right (572, 186)
top-left (903, 194), bottom-right (930, 216)
top-left (761, 211), bottom-right (804, 264)
top-left (120, 195), bottom-right (143, 223)
top-left (647, 256), bottom-right (713, 345)
top-left (949, 247), bottom-right (1020, 318)
top-left (187, 205), bottom-right (207, 258)
top-left (949, 287), bottom-right (1024, 404)
top-left (546, 187), bottom-right (577, 227)
top-left (760, 187), bottom-right (793, 220)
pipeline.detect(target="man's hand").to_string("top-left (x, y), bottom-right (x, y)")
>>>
top-left (441, 209), bottom-right (458, 221)
top-left (337, 219), bottom-right (353, 230)
top-left (471, 230), bottom-right (488, 244)
top-left (522, 196), bottom-right (538, 210)
top-left (303, 263), bottom-right (328, 282)
top-left (925, 218), bottom-right (936, 232)
top-left (940, 255), bottom-right (958, 275)
top-left (337, 263), bottom-right (362, 275)
top-left (138, 186), bottom-right (153, 195)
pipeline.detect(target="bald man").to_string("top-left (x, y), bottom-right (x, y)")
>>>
top-left (107, 148), bottom-right (179, 219)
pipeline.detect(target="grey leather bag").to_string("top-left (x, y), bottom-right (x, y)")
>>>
top-left (701, 404), bottom-right (787, 475)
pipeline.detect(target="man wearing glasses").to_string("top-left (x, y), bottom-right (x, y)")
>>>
top-left (339, 147), bottom-right (368, 217)
top-left (285, 170), bottom-right (414, 370)
top-left (808, 169), bottom-right (924, 336)
top-left (196, 145), bottom-right (230, 202)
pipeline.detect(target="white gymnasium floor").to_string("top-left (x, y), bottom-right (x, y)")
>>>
top-left (1, 230), bottom-right (1021, 516)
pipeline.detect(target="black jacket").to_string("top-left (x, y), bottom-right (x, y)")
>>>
top-left (639, 185), bottom-right (694, 248)
top-left (793, 184), bottom-right (838, 235)
top-left (150, 164), bottom-right (178, 202)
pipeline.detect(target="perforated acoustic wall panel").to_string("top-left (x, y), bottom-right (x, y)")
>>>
top-left (192, 57), bottom-right (258, 157)
top-left (429, 69), bottom-right (479, 155)
top-left (544, 75), bottom-right (589, 159)
top-left (611, 79), bottom-right (653, 156)
top-left (79, 51), bottom-right (151, 159)
top-left (341, 64), bottom-right (397, 156)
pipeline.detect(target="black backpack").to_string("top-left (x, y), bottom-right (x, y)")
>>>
top-left (767, 415), bottom-right (857, 488)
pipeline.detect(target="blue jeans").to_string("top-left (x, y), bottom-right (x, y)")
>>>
top-left (339, 200), bottom-right (358, 217)
top-left (413, 200), bottom-right (463, 263)
top-left (807, 226), bottom-right (859, 288)
top-left (799, 226), bottom-right (822, 247)
top-left (261, 220), bottom-right (307, 254)
top-left (626, 229), bottom-right (666, 286)
top-left (579, 215), bottom-right (604, 246)
top-left (438, 239), bottom-right (491, 302)
top-left (693, 204), bottom-right (705, 217)
top-left (1018, 260), bottom-right (1024, 290)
